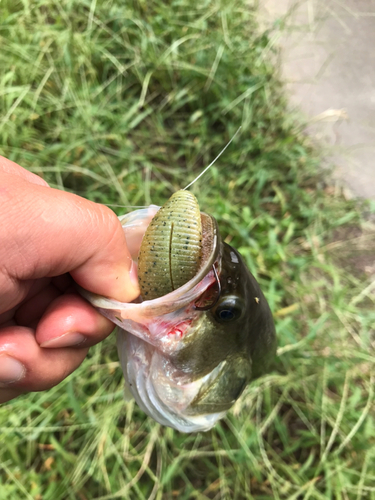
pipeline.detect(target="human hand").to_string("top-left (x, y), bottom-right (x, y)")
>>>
top-left (0, 156), bottom-right (140, 403)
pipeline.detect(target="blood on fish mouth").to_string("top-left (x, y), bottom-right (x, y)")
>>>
top-left (167, 319), bottom-right (193, 337)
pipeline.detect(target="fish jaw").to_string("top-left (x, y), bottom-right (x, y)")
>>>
top-left (79, 207), bottom-right (221, 351)
top-left (80, 260), bottom-right (219, 348)
top-left (117, 330), bottom-right (228, 433)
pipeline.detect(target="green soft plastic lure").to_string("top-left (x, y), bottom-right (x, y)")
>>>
top-left (138, 190), bottom-right (203, 300)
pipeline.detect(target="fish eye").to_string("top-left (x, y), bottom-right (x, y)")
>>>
top-left (213, 296), bottom-right (244, 322)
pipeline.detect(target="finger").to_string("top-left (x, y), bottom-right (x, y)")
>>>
top-left (15, 284), bottom-right (61, 326)
top-left (0, 167), bottom-right (140, 309)
top-left (0, 326), bottom-right (89, 403)
top-left (0, 278), bottom-right (53, 326)
top-left (0, 306), bottom-right (17, 324)
top-left (22, 277), bottom-right (52, 301)
top-left (51, 274), bottom-right (74, 292)
top-left (35, 293), bottom-right (114, 348)
top-left (0, 155), bottom-right (49, 187)
top-left (0, 388), bottom-right (20, 404)
top-left (0, 279), bottom-right (59, 326)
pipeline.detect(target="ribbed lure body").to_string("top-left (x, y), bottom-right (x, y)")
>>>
top-left (138, 190), bottom-right (202, 300)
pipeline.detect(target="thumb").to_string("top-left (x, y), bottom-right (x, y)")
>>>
top-left (1, 171), bottom-right (139, 305)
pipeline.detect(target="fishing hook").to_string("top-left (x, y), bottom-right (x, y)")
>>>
top-left (194, 265), bottom-right (221, 311)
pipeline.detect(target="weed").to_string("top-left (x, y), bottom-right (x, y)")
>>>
top-left (0, 0), bottom-right (374, 498)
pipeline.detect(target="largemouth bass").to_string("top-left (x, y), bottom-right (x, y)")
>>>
top-left (80, 191), bottom-right (276, 433)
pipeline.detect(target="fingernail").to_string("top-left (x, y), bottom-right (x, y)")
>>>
top-left (40, 332), bottom-right (86, 348)
top-left (103, 261), bottom-right (140, 303)
top-left (114, 261), bottom-right (139, 302)
top-left (0, 355), bottom-right (26, 386)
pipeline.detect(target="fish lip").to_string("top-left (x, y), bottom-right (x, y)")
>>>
top-left (78, 212), bottom-right (222, 318)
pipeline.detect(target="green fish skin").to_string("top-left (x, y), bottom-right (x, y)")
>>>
top-left (169, 242), bottom-right (277, 415)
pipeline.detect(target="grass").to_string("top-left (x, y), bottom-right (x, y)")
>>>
top-left (0, 0), bottom-right (375, 498)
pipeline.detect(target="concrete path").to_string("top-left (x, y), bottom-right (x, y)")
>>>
top-left (260, 0), bottom-right (375, 199)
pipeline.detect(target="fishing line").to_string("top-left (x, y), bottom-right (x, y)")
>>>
top-left (103, 127), bottom-right (241, 208)
top-left (103, 204), bottom-right (149, 209)
top-left (183, 126), bottom-right (242, 190)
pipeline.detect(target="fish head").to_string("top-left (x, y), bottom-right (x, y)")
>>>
top-left (79, 206), bottom-right (276, 432)
top-left (169, 241), bottom-right (276, 416)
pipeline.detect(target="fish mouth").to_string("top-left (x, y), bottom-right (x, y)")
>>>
top-left (79, 209), bottom-right (222, 321)
top-left (135, 211), bottom-right (222, 311)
